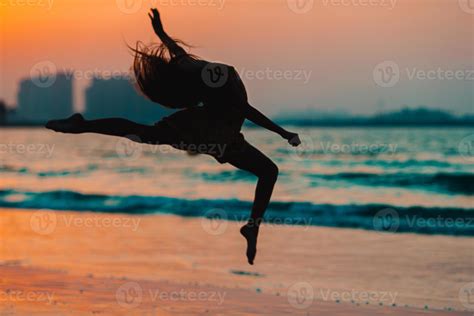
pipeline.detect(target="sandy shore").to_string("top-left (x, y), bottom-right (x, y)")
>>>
top-left (0, 208), bottom-right (472, 315)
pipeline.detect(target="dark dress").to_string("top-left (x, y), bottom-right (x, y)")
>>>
top-left (153, 58), bottom-right (249, 163)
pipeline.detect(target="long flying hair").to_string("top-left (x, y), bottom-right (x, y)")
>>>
top-left (130, 41), bottom-right (201, 109)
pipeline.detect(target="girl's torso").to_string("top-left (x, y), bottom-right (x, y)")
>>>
top-left (174, 56), bottom-right (247, 132)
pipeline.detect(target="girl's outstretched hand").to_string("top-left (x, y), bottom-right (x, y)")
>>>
top-left (148, 8), bottom-right (164, 35)
top-left (283, 131), bottom-right (301, 147)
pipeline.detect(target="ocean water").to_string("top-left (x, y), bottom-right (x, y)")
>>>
top-left (1, 127), bottom-right (473, 236)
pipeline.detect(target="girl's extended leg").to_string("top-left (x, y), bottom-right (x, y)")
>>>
top-left (46, 113), bottom-right (172, 144)
top-left (226, 142), bottom-right (279, 265)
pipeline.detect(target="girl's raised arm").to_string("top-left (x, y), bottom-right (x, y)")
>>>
top-left (148, 8), bottom-right (187, 57)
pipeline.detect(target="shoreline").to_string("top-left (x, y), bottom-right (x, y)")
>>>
top-left (1, 190), bottom-right (473, 236)
top-left (1, 208), bottom-right (473, 315)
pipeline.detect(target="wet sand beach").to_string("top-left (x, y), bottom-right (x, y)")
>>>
top-left (1, 209), bottom-right (472, 315)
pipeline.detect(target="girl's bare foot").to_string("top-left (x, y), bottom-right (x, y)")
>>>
top-left (240, 224), bottom-right (259, 265)
top-left (46, 113), bottom-right (84, 133)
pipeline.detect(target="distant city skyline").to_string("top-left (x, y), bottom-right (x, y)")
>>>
top-left (1, 0), bottom-right (473, 116)
top-left (14, 73), bottom-right (73, 123)
top-left (8, 72), bottom-right (171, 124)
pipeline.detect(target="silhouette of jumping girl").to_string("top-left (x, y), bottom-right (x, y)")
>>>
top-left (46, 8), bottom-right (301, 265)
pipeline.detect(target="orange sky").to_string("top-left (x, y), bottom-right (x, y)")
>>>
top-left (1, 0), bottom-right (472, 115)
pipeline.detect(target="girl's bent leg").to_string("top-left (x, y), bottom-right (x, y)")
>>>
top-left (226, 142), bottom-right (279, 265)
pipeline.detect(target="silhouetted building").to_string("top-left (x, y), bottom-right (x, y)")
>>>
top-left (84, 77), bottom-right (171, 124)
top-left (6, 108), bottom-right (17, 124)
top-left (0, 100), bottom-right (6, 126)
top-left (16, 73), bottom-right (73, 123)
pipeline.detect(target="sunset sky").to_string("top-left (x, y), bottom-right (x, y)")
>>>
top-left (0, 0), bottom-right (472, 116)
